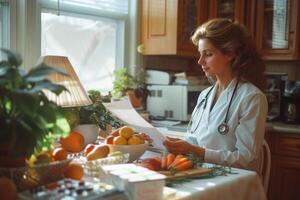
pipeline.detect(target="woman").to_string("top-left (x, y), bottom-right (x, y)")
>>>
top-left (163, 18), bottom-right (268, 172)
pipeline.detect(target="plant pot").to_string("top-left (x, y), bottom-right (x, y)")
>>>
top-left (0, 138), bottom-right (26, 168)
top-left (99, 124), bottom-right (113, 138)
top-left (0, 155), bottom-right (26, 168)
top-left (73, 124), bottom-right (99, 145)
top-left (126, 90), bottom-right (142, 108)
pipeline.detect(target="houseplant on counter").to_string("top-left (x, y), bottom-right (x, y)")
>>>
top-left (0, 49), bottom-right (70, 168)
top-left (67, 90), bottom-right (122, 143)
top-left (112, 68), bottom-right (149, 108)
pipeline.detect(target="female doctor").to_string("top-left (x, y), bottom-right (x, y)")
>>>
top-left (163, 18), bottom-right (268, 172)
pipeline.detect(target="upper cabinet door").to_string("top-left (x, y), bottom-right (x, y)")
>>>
top-left (207, 0), bottom-right (256, 36)
top-left (208, 0), bottom-right (245, 22)
top-left (177, 0), bottom-right (207, 57)
top-left (256, 0), bottom-right (299, 60)
top-left (140, 0), bottom-right (207, 56)
top-left (141, 0), bottom-right (178, 55)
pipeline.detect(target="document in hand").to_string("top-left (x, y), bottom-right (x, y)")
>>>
top-left (103, 99), bottom-right (166, 150)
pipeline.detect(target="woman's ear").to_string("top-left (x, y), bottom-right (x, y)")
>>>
top-left (226, 52), bottom-right (235, 62)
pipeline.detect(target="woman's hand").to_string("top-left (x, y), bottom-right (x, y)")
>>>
top-left (163, 136), bottom-right (206, 157)
top-left (136, 132), bottom-right (153, 144)
top-left (163, 136), bottom-right (193, 155)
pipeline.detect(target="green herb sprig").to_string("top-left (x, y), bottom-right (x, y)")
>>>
top-left (78, 90), bottom-right (122, 130)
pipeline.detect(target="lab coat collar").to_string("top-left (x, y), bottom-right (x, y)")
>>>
top-left (223, 78), bottom-right (239, 101)
top-left (207, 78), bottom-right (238, 116)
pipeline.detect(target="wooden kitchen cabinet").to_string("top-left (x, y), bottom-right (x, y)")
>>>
top-left (206, 0), bottom-right (259, 41)
top-left (140, 0), bottom-right (207, 57)
top-left (208, 0), bottom-right (253, 23)
top-left (265, 131), bottom-right (300, 200)
top-left (255, 0), bottom-right (300, 60)
top-left (207, 0), bottom-right (256, 36)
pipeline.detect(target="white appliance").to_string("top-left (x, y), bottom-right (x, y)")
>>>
top-left (146, 85), bottom-right (208, 121)
top-left (146, 70), bottom-right (171, 85)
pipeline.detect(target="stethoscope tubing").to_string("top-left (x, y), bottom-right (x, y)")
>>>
top-left (188, 81), bottom-right (239, 135)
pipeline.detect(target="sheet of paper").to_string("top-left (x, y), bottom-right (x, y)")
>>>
top-left (151, 120), bottom-right (181, 127)
top-left (103, 99), bottom-right (166, 150)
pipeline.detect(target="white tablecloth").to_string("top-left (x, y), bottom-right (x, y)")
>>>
top-left (166, 167), bottom-right (266, 200)
top-left (155, 127), bottom-right (267, 200)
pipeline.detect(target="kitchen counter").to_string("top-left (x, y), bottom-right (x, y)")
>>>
top-left (266, 121), bottom-right (300, 134)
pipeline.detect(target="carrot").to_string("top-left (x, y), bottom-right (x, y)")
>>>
top-left (168, 154), bottom-right (183, 169)
top-left (173, 160), bottom-right (193, 171)
top-left (168, 156), bottom-right (188, 169)
top-left (153, 156), bottom-right (161, 163)
top-left (161, 155), bottom-right (167, 170)
top-left (166, 153), bottom-right (175, 168)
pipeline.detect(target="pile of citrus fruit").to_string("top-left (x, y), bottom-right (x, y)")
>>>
top-left (105, 126), bottom-right (145, 145)
top-left (27, 130), bottom-right (109, 181)
top-left (25, 125), bottom-right (148, 181)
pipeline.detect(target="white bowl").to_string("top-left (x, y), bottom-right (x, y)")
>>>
top-left (107, 143), bottom-right (148, 162)
top-left (73, 124), bottom-right (99, 145)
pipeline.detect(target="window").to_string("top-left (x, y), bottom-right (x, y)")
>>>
top-left (0, 1), bottom-right (9, 59)
top-left (40, 0), bottom-right (129, 94)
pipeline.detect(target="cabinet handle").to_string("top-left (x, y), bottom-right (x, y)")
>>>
top-left (137, 44), bottom-right (145, 54)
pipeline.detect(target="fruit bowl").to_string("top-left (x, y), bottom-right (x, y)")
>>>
top-left (107, 143), bottom-right (149, 162)
top-left (0, 159), bottom-right (71, 191)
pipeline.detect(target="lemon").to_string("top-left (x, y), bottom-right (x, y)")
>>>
top-left (34, 151), bottom-right (52, 165)
top-left (128, 135), bottom-right (142, 145)
top-left (119, 126), bottom-right (134, 139)
top-left (113, 136), bottom-right (127, 145)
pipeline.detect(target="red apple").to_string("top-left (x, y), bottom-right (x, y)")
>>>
top-left (139, 162), bottom-right (156, 171)
top-left (110, 129), bottom-right (120, 137)
top-left (140, 157), bottom-right (162, 171)
top-left (105, 136), bottom-right (115, 144)
top-left (84, 144), bottom-right (96, 156)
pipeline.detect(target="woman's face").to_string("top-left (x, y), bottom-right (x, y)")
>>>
top-left (197, 39), bottom-right (232, 77)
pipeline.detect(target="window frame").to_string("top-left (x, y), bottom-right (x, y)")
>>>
top-left (39, 0), bottom-right (129, 70)
top-left (0, 1), bottom-right (10, 59)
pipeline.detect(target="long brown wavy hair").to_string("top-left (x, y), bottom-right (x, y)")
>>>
top-left (191, 18), bottom-right (266, 91)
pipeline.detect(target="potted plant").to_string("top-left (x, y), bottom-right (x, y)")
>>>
top-left (0, 49), bottom-right (70, 167)
top-left (66, 90), bottom-right (122, 143)
top-left (112, 68), bottom-right (149, 108)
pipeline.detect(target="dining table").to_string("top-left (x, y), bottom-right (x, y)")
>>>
top-left (162, 165), bottom-right (266, 200)
top-left (140, 149), bottom-right (267, 200)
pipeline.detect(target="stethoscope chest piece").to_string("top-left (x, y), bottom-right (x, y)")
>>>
top-left (188, 81), bottom-right (238, 135)
top-left (218, 123), bottom-right (229, 135)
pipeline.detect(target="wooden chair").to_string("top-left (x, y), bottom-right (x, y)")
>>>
top-left (259, 140), bottom-right (271, 193)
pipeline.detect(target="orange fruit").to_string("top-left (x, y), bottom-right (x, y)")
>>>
top-left (128, 135), bottom-right (143, 145)
top-left (119, 126), bottom-right (134, 139)
top-left (64, 163), bottom-right (84, 180)
top-left (0, 177), bottom-right (17, 200)
top-left (60, 131), bottom-right (85, 152)
top-left (52, 147), bottom-right (68, 161)
top-left (113, 136), bottom-right (127, 145)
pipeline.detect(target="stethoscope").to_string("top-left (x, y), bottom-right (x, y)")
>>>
top-left (188, 81), bottom-right (239, 135)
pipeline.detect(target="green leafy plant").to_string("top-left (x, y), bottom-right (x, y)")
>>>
top-left (0, 49), bottom-right (70, 158)
top-left (112, 68), bottom-right (149, 99)
top-left (78, 90), bottom-right (122, 130)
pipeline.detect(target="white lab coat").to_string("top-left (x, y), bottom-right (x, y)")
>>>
top-left (185, 78), bottom-right (268, 172)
